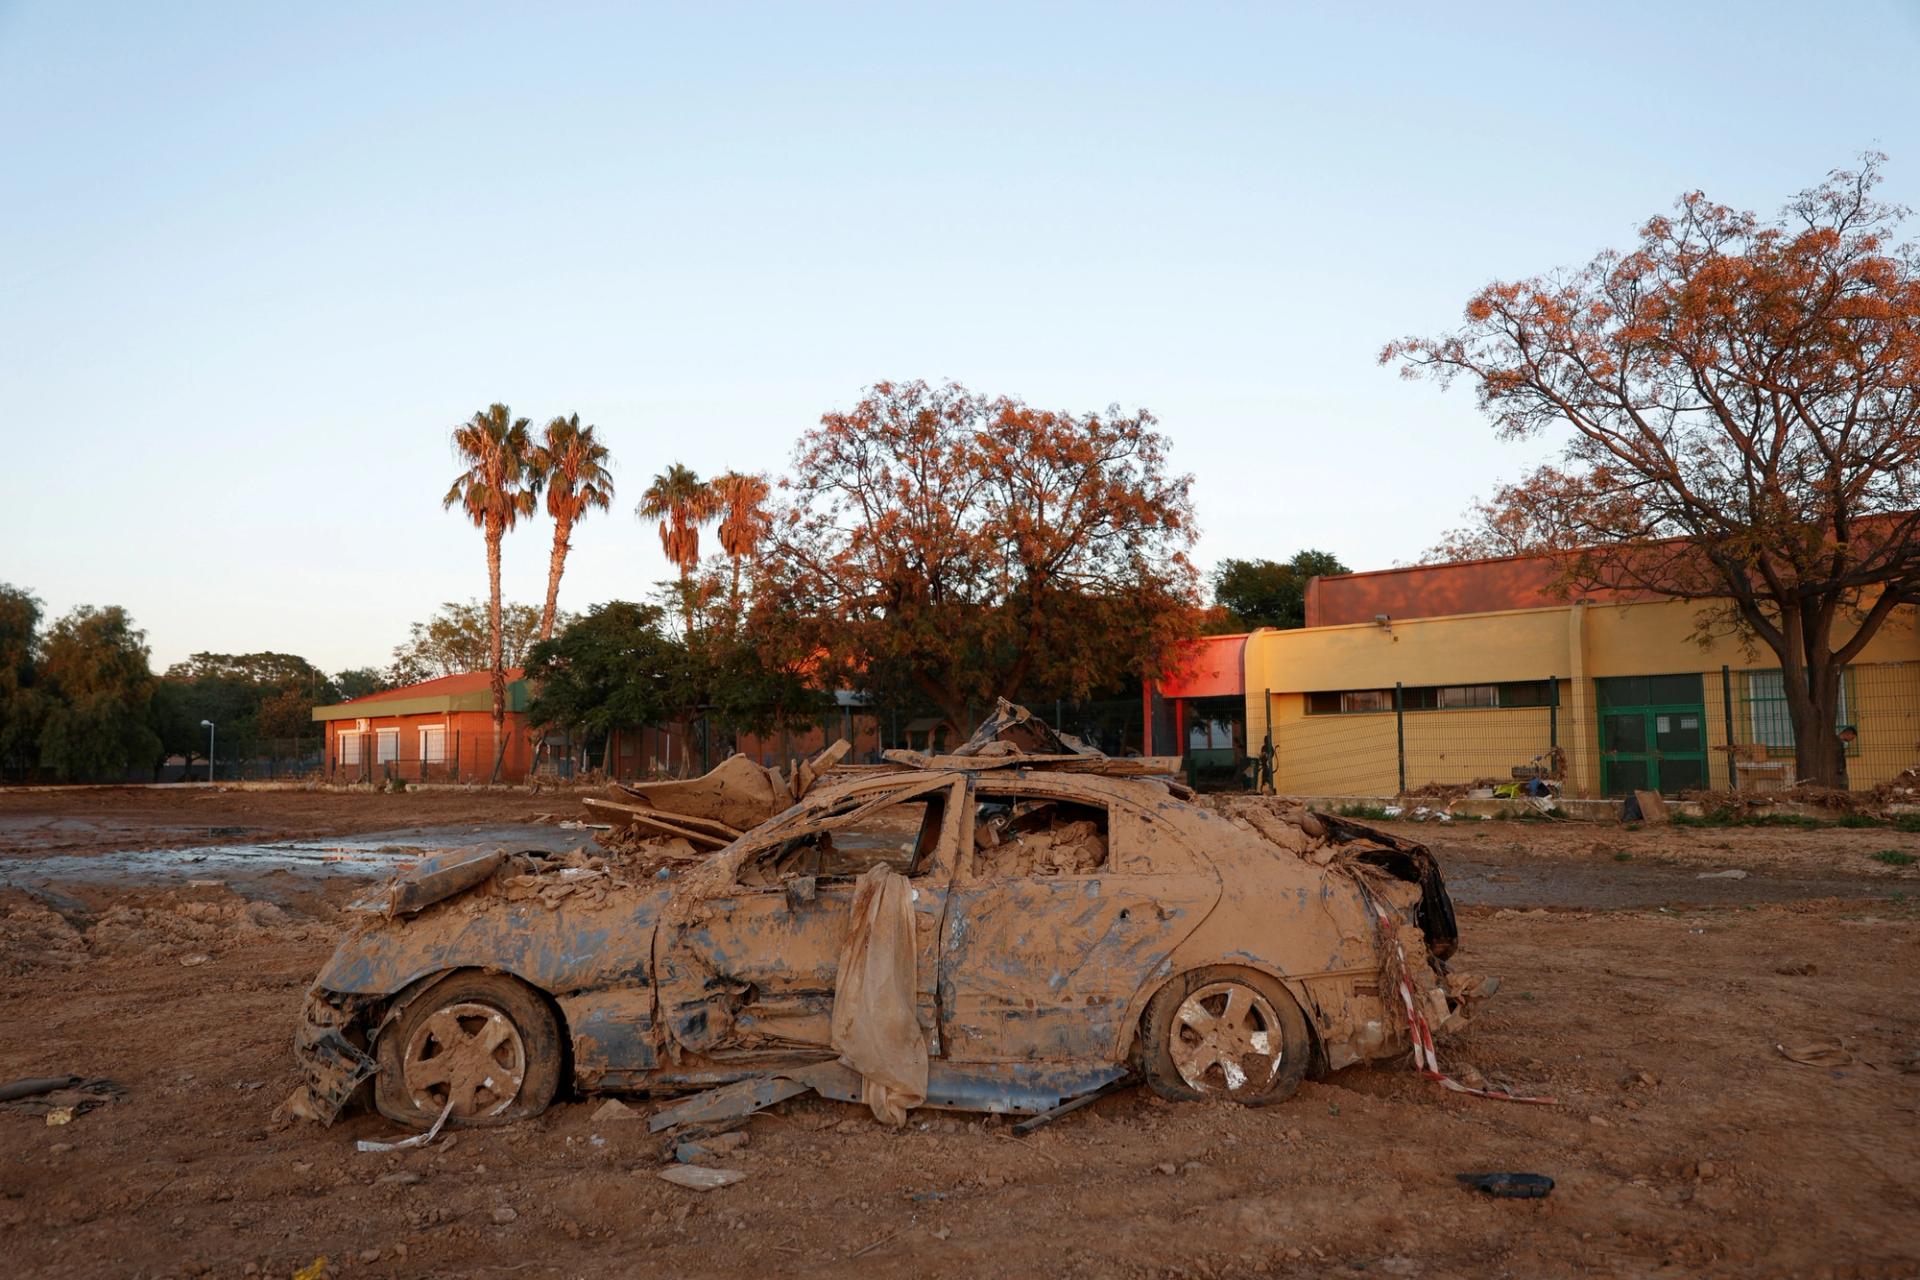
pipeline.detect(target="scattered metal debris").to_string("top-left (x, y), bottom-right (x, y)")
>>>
top-left (356, 1099), bottom-right (454, 1153)
top-left (1009, 1076), bottom-right (1134, 1135)
top-left (1456, 1172), bottom-right (1555, 1198)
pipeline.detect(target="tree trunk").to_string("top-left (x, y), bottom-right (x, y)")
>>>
top-left (728, 555), bottom-right (742, 633)
top-left (1784, 659), bottom-right (1847, 788)
top-left (539, 514), bottom-right (572, 642)
top-left (675, 714), bottom-right (695, 778)
top-left (487, 519), bottom-right (506, 784)
top-left (680, 565), bottom-right (695, 638)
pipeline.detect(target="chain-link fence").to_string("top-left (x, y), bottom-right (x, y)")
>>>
top-left (311, 695), bottom-right (1150, 786)
top-left (582, 696), bottom-right (1149, 784)
top-left (1259, 661), bottom-right (1920, 800)
top-left (324, 730), bottom-right (525, 785)
top-left (1266, 679), bottom-right (1565, 799)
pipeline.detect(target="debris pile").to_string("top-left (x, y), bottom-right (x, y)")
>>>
top-left (583, 740), bottom-right (854, 869)
top-left (2, 887), bottom-right (326, 974)
top-left (1678, 780), bottom-right (1908, 819)
top-left (973, 804), bottom-right (1109, 876)
top-left (0, 897), bottom-right (87, 975)
top-left (495, 850), bottom-right (633, 909)
top-left (1206, 796), bottom-right (1328, 858)
top-left (92, 893), bottom-right (305, 956)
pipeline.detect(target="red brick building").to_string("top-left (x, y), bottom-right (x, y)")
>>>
top-left (312, 670), bottom-right (535, 783)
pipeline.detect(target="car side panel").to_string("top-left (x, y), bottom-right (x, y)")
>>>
top-left (1109, 826), bottom-right (1406, 1067)
top-left (938, 870), bottom-right (1221, 1064)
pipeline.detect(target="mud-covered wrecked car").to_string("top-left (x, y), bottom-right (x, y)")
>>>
top-left (291, 703), bottom-right (1479, 1130)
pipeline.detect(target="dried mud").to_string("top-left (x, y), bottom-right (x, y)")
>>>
top-left (1, 789), bottom-right (1917, 1278)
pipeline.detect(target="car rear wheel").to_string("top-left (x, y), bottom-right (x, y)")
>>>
top-left (374, 973), bottom-right (562, 1128)
top-left (1140, 966), bottom-right (1312, 1105)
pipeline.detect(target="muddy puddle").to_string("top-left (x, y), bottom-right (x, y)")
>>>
top-left (0, 824), bottom-right (587, 894)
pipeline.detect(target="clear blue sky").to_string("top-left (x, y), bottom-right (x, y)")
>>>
top-left (4, 1), bottom-right (1916, 673)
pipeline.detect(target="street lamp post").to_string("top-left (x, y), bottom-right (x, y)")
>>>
top-left (200, 719), bottom-right (215, 785)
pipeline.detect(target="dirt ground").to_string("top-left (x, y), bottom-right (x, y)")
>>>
top-left (2, 787), bottom-right (1918, 1279)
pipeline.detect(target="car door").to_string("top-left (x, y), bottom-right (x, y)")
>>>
top-left (937, 778), bottom-right (1221, 1065)
top-left (653, 775), bottom-right (964, 1061)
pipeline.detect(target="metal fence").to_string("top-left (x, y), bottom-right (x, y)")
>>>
top-left (324, 731), bottom-right (530, 785)
top-left (1268, 679), bottom-right (1567, 800)
top-left (311, 696), bottom-right (1151, 786)
top-left (1262, 661), bottom-right (1920, 800)
top-left (97, 737), bottom-right (327, 785)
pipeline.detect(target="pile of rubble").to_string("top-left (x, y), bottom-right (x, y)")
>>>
top-left (583, 741), bottom-right (854, 873)
top-left (973, 808), bottom-right (1108, 877)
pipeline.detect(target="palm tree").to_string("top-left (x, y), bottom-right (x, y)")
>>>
top-left (712, 470), bottom-right (771, 630)
top-left (529, 414), bottom-right (615, 642)
top-left (638, 463), bottom-right (717, 635)
top-left (443, 403), bottom-right (540, 782)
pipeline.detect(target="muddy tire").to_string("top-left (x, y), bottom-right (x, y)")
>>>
top-left (1139, 966), bottom-right (1312, 1106)
top-left (374, 973), bottom-right (561, 1129)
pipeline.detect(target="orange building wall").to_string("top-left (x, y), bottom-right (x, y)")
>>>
top-left (326, 709), bottom-right (535, 782)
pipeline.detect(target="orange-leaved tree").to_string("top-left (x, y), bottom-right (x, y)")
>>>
top-left (1384, 155), bottom-right (1920, 786)
top-left (638, 462), bottom-right (718, 636)
top-left (530, 414), bottom-right (615, 642)
top-left (769, 379), bottom-right (1199, 731)
top-left (444, 403), bottom-right (540, 782)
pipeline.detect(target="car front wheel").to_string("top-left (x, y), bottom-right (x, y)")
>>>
top-left (1140, 966), bottom-right (1312, 1105)
top-left (373, 973), bottom-right (562, 1128)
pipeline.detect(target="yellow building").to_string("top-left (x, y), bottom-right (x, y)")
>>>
top-left (1149, 555), bottom-right (1920, 799)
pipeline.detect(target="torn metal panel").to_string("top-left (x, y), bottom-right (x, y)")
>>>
top-left (610, 740), bottom-right (852, 832)
top-left (356, 845), bottom-right (507, 917)
top-left (951, 698), bottom-right (1099, 758)
top-left (643, 1072), bottom-right (817, 1132)
top-left (653, 777), bottom-right (963, 1060)
top-left (293, 987), bottom-right (378, 1125)
top-left (560, 988), bottom-right (661, 1085)
top-left (808, 1060), bottom-right (1131, 1115)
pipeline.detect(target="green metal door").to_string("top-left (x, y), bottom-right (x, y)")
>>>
top-left (1596, 675), bottom-right (1708, 797)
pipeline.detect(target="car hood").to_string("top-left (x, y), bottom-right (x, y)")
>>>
top-left (318, 852), bottom-right (677, 996)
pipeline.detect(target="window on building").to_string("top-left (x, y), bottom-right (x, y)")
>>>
top-left (1743, 669), bottom-right (1855, 755)
top-left (1438, 684), bottom-right (1498, 709)
top-left (1306, 680), bottom-right (1557, 714)
top-left (1306, 689), bottom-right (1398, 714)
top-left (338, 731), bottom-right (363, 765)
top-left (376, 729), bottom-right (399, 763)
top-left (1496, 680), bottom-right (1554, 708)
top-left (1187, 718), bottom-right (1236, 750)
top-left (419, 726), bottom-right (447, 763)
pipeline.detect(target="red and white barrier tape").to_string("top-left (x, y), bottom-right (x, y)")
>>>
top-left (1375, 904), bottom-right (1556, 1105)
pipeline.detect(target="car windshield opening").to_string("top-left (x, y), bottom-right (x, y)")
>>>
top-left (737, 788), bottom-right (948, 887)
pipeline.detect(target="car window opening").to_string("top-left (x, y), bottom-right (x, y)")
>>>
top-left (738, 791), bottom-right (948, 887)
top-left (971, 795), bottom-right (1110, 878)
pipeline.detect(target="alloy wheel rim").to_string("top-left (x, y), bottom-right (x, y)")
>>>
top-left (403, 1001), bottom-right (527, 1118)
top-left (1170, 981), bottom-right (1286, 1094)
